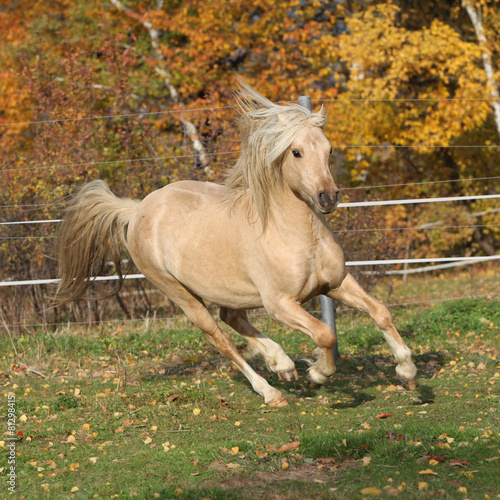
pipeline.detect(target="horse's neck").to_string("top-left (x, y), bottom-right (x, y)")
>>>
top-left (267, 187), bottom-right (330, 243)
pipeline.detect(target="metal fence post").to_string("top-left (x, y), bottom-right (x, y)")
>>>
top-left (298, 95), bottom-right (339, 359)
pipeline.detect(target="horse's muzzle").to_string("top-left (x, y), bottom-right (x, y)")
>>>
top-left (318, 190), bottom-right (340, 213)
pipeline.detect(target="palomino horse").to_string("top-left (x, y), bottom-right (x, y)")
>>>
top-left (55, 79), bottom-right (417, 406)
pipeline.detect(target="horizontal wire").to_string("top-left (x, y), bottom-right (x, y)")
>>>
top-left (2, 223), bottom-right (499, 240)
top-left (0, 97), bottom-right (494, 128)
top-left (2, 141), bottom-right (500, 176)
top-left (2, 193), bottom-right (499, 227)
top-left (385, 291), bottom-right (500, 308)
top-left (0, 106), bottom-right (236, 127)
top-left (337, 193), bottom-right (500, 208)
top-left (1, 256), bottom-right (498, 287)
top-left (0, 150), bottom-right (240, 174)
top-left (1, 291), bottom-right (498, 330)
top-left (3, 145), bottom-right (500, 176)
top-left (318, 97), bottom-right (495, 103)
top-left (0, 236), bottom-right (56, 240)
top-left (0, 219), bottom-right (60, 226)
top-left (340, 175), bottom-right (500, 191)
top-left (0, 202), bottom-right (66, 208)
top-left (331, 223), bottom-right (500, 234)
top-left (332, 145), bottom-right (500, 148)
top-left (1, 175), bottom-right (498, 211)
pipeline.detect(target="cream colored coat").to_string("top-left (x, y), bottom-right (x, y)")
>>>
top-left (56, 83), bottom-right (417, 405)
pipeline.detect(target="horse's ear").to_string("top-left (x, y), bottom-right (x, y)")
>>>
top-left (318, 104), bottom-right (327, 121)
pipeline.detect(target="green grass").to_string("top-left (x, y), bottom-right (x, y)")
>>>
top-left (1, 297), bottom-right (499, 499)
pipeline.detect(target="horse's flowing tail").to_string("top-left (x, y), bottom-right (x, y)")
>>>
top-left (54, 180), bottom-right (139, 304)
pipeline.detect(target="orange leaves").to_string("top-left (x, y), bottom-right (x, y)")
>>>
top-left (276, 441), bottom-right (301, 453)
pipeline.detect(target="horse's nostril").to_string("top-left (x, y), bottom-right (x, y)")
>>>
top-left (318, 191), bottom-right (329, 207)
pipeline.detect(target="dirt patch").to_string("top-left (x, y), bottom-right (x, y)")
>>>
top-left (201, 459), bottom-right (355, 497)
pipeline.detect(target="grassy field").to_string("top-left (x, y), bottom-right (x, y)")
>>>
top-left (1, 270), bottom-right (499, 499)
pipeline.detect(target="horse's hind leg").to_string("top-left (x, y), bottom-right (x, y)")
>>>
top-left (328, 273), bottom-right (417, 389)
top-left (148, 276), bottom-right (287, 405)
top-left (220, 308), bottom-right (298, 381)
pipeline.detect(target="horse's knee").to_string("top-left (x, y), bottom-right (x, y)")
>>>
top-left (315, 323), bottom-right (336, 349)
top-left (373, 304), bottom-right (393, 331)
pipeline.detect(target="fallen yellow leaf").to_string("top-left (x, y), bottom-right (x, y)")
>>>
top-left (418, 482), bottom-right (428, 490)
top-left (144, 436), bottom-right (153, 445)
top-left (419, 469), bottom-right (438, 476)
top-left (70, 463), bottom-right (79, 471)
top-left (231, 446), bottom-right (239, 455)
top-left (361, 486), bottom-right (382, 496)
top-left (193, 408), bottom-right (201, 415)
top-left (89, 457), bottom-right (97, 463)
top-left (71, 486), bottom-right (79, 493)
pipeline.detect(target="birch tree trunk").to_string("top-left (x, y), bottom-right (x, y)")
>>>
top-left (463, 0), bottom-right (500, 139)
top-left (109, 0), bottom-right (212, 174)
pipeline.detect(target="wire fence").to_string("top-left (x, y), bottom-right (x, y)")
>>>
top-left (1, 95), bottom-right (499, 332)
top-left (2, 193), bottom-right (499, 227)
top-left (0, 96), bottom-right (497, 128)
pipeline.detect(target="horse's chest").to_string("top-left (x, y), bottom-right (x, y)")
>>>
top-left (278, 238), bottom-right (345, 302)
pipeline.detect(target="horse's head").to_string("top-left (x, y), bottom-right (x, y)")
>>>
top-left (282, 121), bottom-right (339, 214)
top-left (225, 78), bottom-right (340, 224)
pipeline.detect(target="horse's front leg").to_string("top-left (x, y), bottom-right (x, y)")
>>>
top-left (328, 273), bottom-right (418, 389)
top-left (264, 298), bottom-right (337, 385)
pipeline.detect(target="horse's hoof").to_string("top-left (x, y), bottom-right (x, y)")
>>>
top-left (307, 370), bottom-right (329, 387)
top-left (400, 377), bottom-right (418, 390)
top-left (267, 395), bottom-right (289, 407)
top-left (278, 368), bottom-right (299, 382)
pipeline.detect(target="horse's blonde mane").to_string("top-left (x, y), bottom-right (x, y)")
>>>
top-left (223, 77), bottom-right (328, 226)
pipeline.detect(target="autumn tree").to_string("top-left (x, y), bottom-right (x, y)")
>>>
top-left (0, 0), bottom-right (498, 327)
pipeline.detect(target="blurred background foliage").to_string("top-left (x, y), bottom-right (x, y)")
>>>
top-left (0, 0), bottom-right (498, 326)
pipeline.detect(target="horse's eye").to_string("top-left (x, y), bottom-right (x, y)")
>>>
top-left (330, 147), bottom-right (333, 155)
top-left (292, 149), bottom-right (302, 158)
